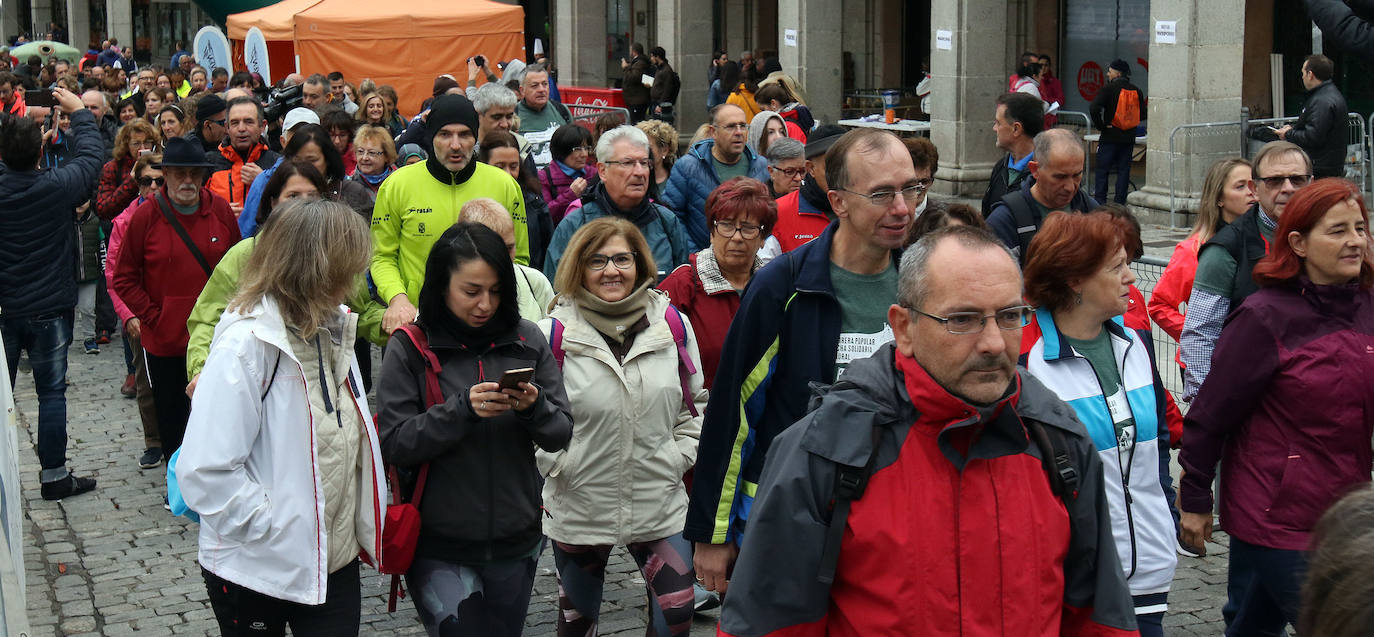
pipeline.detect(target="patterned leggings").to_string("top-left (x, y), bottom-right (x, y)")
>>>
top-left (404, 555), bottom-right (538, 637)
top-left (552, 533), bottom-right (695, 637)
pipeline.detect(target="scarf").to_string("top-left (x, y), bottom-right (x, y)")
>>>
top-left (577, 280), bottom-right (655, 344)
top-left (357, 165), bottom-right (393, 186)
top-left (800, 176), bottom-right (835, 219)
top-left (591, 181), bottom-right (658, 228)
top-left (424, 308), bottom-right (512, 352)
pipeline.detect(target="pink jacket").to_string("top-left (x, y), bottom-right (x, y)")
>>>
top-left (105, 196), bottom-right (145, 326)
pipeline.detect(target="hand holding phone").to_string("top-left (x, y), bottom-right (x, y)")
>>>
top-left (25, 89), bottom-right (56, 108)
top-left (498, 368), bottom-right (538, 412)
top-left (498, 368), bottom-right (535, 390)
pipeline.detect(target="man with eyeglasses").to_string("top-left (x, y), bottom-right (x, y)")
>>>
top-left (768, 124), bottom-right (846, 254)
top-left (663, 104), bottom-right (772, 250)
top-left (186, 94), bottom-right (227, 155)
top-left (987, 128), bottom-right (1099, 263)
top-left (689, 128), bottom-right (918, 597)
top-left (717, 225), bottom-right (1137, 636)
top-left (542, 125), bottom-right (689, 280)
top-left (1181, 141), bottom-right (1313, 400)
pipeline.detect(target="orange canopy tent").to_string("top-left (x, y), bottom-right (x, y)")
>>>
top-left (227, 0), bottom-right (525, 117)
top-left (225, 0), bottom-right (319, 85)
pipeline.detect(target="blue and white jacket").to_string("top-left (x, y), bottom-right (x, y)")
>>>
top-left (1021, 309), bottom-right (1178, 612)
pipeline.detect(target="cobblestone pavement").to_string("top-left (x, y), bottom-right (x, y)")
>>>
top-left (14, 300), bottom-right (1233, 636)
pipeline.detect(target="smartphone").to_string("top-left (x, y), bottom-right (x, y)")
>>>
top-left (25, 89), bottom-right (56, 108)
top-left (498, 367), bottom-right (535, 390)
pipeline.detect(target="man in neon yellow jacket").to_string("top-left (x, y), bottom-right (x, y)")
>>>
top-left (370, 93), bottom-right (529, 333)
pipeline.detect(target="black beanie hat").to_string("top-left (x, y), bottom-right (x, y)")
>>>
top-left (1109, 59), bottom-right (1131, 76)
top-left (428, 93), bottom-right (480, 139)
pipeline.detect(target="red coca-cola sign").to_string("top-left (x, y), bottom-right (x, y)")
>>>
top-left (1078, 61), bottom-right (1104, 101)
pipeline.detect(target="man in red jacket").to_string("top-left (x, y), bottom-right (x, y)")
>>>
top-left (719, 226), bottom-right (1138, 637)
top-left (112, 137), bottom-right (239, 463)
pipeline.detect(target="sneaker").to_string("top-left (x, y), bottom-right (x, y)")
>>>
top-left (96, 329), bottom-right (111, 345)
top-left (139, 447), bottom-right (163, 470)
top-left (82, 338), bottom-right (99, 355)
top-left (120, 374), bottom-right (136, 399)
top-left (40, 473), bottom-right (97, 501)
top-left (1177, 535), bottom-right (1205, 558)
top-left (692, 582), bottom-right (721, 613)
top-left (162, 496), bottom-right (171, 512)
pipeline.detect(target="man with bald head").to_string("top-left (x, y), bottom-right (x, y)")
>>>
top-left (80, 89), bottom-right (117, 158)
top-left (459, 198), bottom-right (554, 321)
top-left (986, 128), bottom-right (1098, 263)
top-left (662, 103), bottom-right (771, 249)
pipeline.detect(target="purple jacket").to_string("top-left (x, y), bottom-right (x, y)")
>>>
top-left (539, 162), bottom-right (599, 226)
top-left (1179, 277), bottom-right (1374, 551)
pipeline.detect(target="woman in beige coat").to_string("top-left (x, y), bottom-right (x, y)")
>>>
top-left (538, 217), bottom-right (706, 637)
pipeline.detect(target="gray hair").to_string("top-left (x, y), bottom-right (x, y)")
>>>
top-left (766, 137), bottom-right (804, 164)
top-left (472, 82), bottom-right (517, 114)
top-left (1032, 128), bottom-right (1083, 163)
top-left (898, 226), bottom-right (1019, 309)
top-left (304, 73), bottom-right (328, 88)
top-left (595, 125), bottom-right (651, 163)
top-left (523, 62), bottom-right (549, 79)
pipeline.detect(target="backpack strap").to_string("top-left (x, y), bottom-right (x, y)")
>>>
top-left (548, 318), bottom-right (566, 369)
top-left (391, 324), bottom-right (439, 506)
top-left (1001, 190), bottom-right (1040, 263)
top-left (1025, 417), bottom-right (1080, 502)
top-left (818, 420), bottom-right (884, 584)
top-left (663, 305), bottom-right (699, 417)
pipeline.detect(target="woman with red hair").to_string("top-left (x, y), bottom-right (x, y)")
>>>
top-left (1179, 178), bottom-right (1374, 635)
top-left (1019, 211), bottom-right (1178, 637)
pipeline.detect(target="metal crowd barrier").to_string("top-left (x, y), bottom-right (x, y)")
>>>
top-left (1167, 120), bottom-right (1246, 229)
top-left (1129, 255), bottom-right (1184, 402)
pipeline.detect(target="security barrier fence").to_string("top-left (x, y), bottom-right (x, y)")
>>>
top-left (1130, 255), bottom-right (1185, 409)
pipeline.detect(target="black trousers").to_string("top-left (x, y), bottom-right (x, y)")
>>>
top-left (144, 351), bottom-right (191, 455)
top-left (203, 561), bottom-right (361, 637)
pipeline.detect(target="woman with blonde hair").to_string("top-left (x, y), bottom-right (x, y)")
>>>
top-left (636, 118), bottom-right (679, 192)
top-left (1147, 158), bottom-right (1255, 343)
top-left (348, 124), bottom-right (397, 194)
top-left (354, 91), bottom-right (391, 130)
top-left (539, 217), bottom-right (705, 637)
top-left (177, 198), bottom-right (384, 635)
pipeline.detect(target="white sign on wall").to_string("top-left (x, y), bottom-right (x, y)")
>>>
top-left (936, 30), bottom-right (953, 50)
top-left (783, 29), bottom-right (798, 47)
top-left (1155, 20), bottom-right (1177, 44)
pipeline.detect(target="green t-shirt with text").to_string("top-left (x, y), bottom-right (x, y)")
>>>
top-left (830, 262), bottom-right (897, 377)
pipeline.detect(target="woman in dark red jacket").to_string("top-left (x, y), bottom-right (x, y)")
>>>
top-left (659, 178), bottom-right (775, 388)
top-left (94, 120), bottom-right (160, 220)
top-left (112, 139), bottom-right (240, 460)
top-left (1179, 178), bottom-right (1374, 636)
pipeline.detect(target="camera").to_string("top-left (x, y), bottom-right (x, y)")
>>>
top-left (263, 82), bottom-right (304, 122)
top-left (473, 55), bottom-right (486, 69)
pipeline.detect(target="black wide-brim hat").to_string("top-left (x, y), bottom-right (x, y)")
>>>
top-left (154, 137), bottom-right (216, 169)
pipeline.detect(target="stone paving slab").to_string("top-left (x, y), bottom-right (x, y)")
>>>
top-left (11, 316), bottom-right (1233, 635)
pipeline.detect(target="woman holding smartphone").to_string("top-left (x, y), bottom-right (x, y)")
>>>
top-left (376, 222), bottom-right (573, 636)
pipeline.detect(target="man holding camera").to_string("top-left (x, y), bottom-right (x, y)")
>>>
top-left (0, 86), bottom-right (103, 500)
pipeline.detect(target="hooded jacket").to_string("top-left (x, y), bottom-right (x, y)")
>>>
top-left (719, 345), bottom-right (1139, 636)
top-left (176, 297), bottom-right (385, 605)
top-left (661, 138), bottom-right (771, 250)
top-left (376, 319), bottom-right (572, 563)
top-left (535, 292), bottom-right (706, 545)
top-left (1180, 278), bottom-right (1374, 551)
top-left (1021, 310), bottom-right (1178, 607)
top-left (0, 109), bottom-right (104, 318)
top-left (206, 141), bottom-right (281, 210)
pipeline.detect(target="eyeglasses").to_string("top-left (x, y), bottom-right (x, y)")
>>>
top-left (586, 251), bottom-right (637, 271)
top-left (605, 158), bottom-right (652, 170)
top-left (1256, 174), bottom-right (1312, 189)
top-left (570, 146), bottom-right (591, 153)
top-left (136, 176), bottom-right (165, 187)
top-left (355, 149), bottom-right (385, 158)
top-left (206, 118), bottom-right (226, 128)
top-left (838, 182), bottom-right (930, 206)
top-left (713, 220), bottom-right (764, 239)
top-left (904, 305), bottom-right (1034, 335)
top-left (769, 166), bottom-right (806, 179)
top-left (129, 140), bottom-right (156, 150)
top-left (716, 123), bottom-right (748, 131)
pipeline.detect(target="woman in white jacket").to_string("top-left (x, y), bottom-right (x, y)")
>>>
top-left (177, 199), bottom-right (384, 636)
top-left (539, 217), bottom-right (706, 637)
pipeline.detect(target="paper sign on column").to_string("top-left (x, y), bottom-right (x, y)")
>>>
top-left (936, 30), bottom-right (953, 50)
top-left (1155, 21), bottom-right (1177, 44)
top-left (784, 29), bottom-right (798, 47)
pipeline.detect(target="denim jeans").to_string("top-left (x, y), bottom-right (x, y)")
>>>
top-left (1094, 140), bottom-right (1135, 204)
top-left (1, 310), bottom-right (73, 479)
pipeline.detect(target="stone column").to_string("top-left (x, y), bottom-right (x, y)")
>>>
top-left (105, 0), bottom-right (133, 48)
top-left (67, 0), bottom-right (90, 53)
top-left (657, 0), bottom-right (710, 134)
top-left (778, 0), bottom-right (842, 124)
top-left (1127, 0), bottom-right (1245, 226)
top-left (554, 0), bottom-right (607, 86)
top-left (928, 0), bottom-right (1007, 196)
top-left (31, 0), bottom-right (54, 38)
top-left (0, 1), bottom-right (18, 47)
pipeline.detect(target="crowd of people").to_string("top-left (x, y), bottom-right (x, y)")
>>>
top-left (0, 38), bottom-right (1371, 637)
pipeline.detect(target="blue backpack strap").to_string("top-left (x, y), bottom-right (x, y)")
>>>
top-left (664, 305), bottom-right (699, 417)
top-left (549, 318), bottom-right (566, 369)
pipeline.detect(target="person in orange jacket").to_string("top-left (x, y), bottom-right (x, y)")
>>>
top-left (205, 96), bottom-right (280, 217)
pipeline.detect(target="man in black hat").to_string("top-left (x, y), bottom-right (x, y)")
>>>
top-left (0, 86), bottom-right (104, 500)
top-left (187, 93), bottom-right (228, 154)
top-left (1089, 59), bottom-right (1145, 204)
top-left (111, 137), bottom-right (239, 467)
top-left (370, 93), bottom-right (529, 334)
top-left (769, 123), bottom-right (845, 253)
